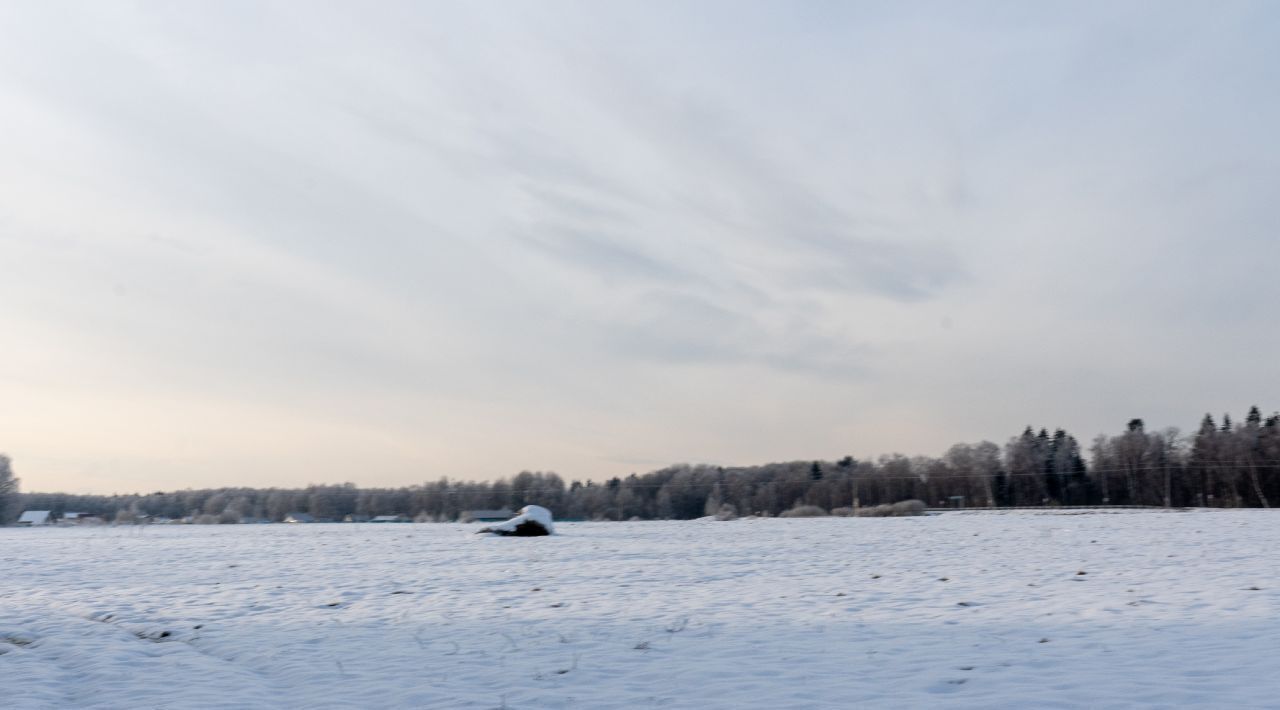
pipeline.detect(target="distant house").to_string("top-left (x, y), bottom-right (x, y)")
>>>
top-left (369, 515), bottom-right (408, 523)
top-left (343, 514), bottom-right (371, 523)
top-left (62, 512), bottom-right (103, 525)
top-left (463, 509), bottom-right (513, 523)
top-left (283, 512), bottom-right (316, 523)
top-left (17, 510), bottom-right (53, 526)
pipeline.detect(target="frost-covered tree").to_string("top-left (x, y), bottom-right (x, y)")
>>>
top-left (1116, 419), bottom-right (1149, 505)
top-left (0, 454), bottom-right (19, 524)
top-left (944, 442), bottom-right (1001, 507)
top-left (703, 483), bottom-right (723, 517)
top-left (1005, 428), bottom-right (1048, 506)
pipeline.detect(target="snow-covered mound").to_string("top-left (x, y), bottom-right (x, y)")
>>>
top-left (476, 504), bottom-right (554, 536)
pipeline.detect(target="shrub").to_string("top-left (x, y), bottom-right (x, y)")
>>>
top-left (779, 504), bottom-right (828, 518)
top-left (853, 500), bottom-right (927, 517)
top-left (714, 504), bottom-right (738, 521)
top-left (855, 504), bottom-right (894, 518)
top-left (891, 499), bottom-right (927, 516)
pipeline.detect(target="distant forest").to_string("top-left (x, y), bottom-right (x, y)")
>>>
top-left (5, 407), bottom-right (1280, 524)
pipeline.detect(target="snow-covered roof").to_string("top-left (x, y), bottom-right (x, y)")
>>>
top-left (18, 510), bottom-right (53, 524)
top-left (370, 515), bottom-right (405, 522)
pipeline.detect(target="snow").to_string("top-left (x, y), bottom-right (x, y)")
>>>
top-left (2, 510), bottom-right (1278, 708)
top-left (478, 504), bottom-right (555, 536)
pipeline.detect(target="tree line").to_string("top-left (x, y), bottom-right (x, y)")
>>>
top-left (4, 407), bottom-right (1280, 524)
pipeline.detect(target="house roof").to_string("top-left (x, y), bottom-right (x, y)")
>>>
top-left (18, 510), bottom-right (52, 524)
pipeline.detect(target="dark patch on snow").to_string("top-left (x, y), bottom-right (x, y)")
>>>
top-left (482, 520), bottom-right (551, 537)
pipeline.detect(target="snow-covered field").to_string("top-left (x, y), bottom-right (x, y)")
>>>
top-left (2, 511), bottom-right (1278, 709)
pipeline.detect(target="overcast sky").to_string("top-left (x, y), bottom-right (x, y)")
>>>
top-left (2, 1), bottom-right (1278, 493)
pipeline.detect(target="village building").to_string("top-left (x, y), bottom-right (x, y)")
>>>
top-left (17, 510), bottom-right (53, 526)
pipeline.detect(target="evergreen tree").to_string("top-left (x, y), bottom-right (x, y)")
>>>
top-left (1189, 414), bottom-right (1217, 506)
top-left (1242, 406), bottom-right (1270, 507)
